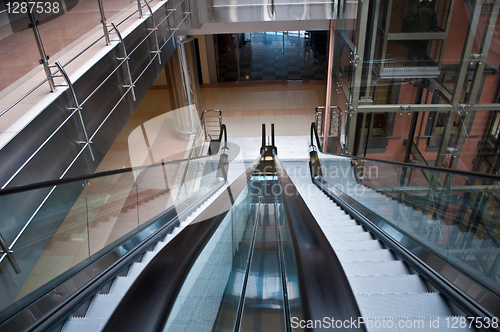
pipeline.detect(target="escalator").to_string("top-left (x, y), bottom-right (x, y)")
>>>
top-left (1, 124), bottom-right (499, 331)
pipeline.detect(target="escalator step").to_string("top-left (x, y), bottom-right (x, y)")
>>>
top-left (342, 261), bottom-right (409, 276)
top-left (330, 240), bottom-right (383, 251)
top-left (109, 276), bottom-right (135, 296)
top-left (356, 293), bottom-right (451, 318)
top-left (127, 262), bottom-right (148, 277)
top-left (336, 249), bottom-right (394, 262)
top-left (85, 294), bottom-right (123, 319)
top-left (62, 317), bottom-right (106, 332)
top-left (324, 231), bottom-right (373, 242)
top-left (349, 275), bottom-right (428, 295)
top-left (321, 225), bottom-right (366, 234)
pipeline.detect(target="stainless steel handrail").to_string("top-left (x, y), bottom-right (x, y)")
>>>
top-left (201, 110), bottom-right (222, 141)
top-left (315, 106), bottom-right (338, 136)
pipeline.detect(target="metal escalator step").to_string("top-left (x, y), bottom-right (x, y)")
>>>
top-left (356, 293), bottom-right (451, 318)
top-left (336, 249), bottom-right (394, 262)
top-left (330, 240), bottom-right (383, 251)
top-left (109, 276), bottom-right (135, 295)
top-left (85, 294), bottom-right (123, 319)
top-left (325, 231), bottom-right (373, 242)
top-left (321, 225), bottom-right (365, 234)
top-left (127, 262), bottom-right (148, 277)
top-left (61, 317), bottom-right (106, 332)
top-left (142, 250), bottom-right (157, 264)
top-left (342, 261), bottom-right (409, 276)
top-left (349, 275), bottom-right (428, 295)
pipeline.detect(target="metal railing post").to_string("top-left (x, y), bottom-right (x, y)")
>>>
top-left (97, 0), bottom-right (110, 45)
top-left (111, 23), bottom-right (137, 101)
top-left (53, 61), bottom-right (95, 161)
top-left (137, 0), bottom-right (143, 18)
top-left (144, 0), bottom-right (161, 64)
top-left (0, 232), bottom-right (21, 274)
top-left (26, 6), bottom-right (56, 92)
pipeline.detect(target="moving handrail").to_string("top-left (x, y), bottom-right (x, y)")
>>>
top-left (102, 153), bottom-right (263, 332)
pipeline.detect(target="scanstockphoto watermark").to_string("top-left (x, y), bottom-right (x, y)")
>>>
top-left (290, 317), bottom-right (497, 329)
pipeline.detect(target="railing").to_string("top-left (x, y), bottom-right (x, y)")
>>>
top-left (0, 0), bottom-right (189, 123)
top-left (0, 151), bottom-right (224, 322)
top-left (315, 106), bottom-right (339, 137)
top-left (201, 110), bottom-right (222, 141)
top-left (0, 0), bottom-right (191, 269)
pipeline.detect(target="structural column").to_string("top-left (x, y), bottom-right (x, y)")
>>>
top-left (165, 36), bottom-right (203, 139)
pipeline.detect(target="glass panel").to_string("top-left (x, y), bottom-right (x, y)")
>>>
top-left (86, 171), bottom-right (138, 256)
top-left (389, 0), bottom-right (450, 33)
top-left (164, 177), bottom-right (253, 331)
top-left (0, 181), bottom-right (87, 314)
top-left (0, 7), bottom-right (44, 93)
top-left (447, 173), bottom-right (500, 292)
top-left (0, 151), bottom-right (224, 319)
top-left (37, 0), bottom-right (101, 63)
top-left (317, 153), bottom-right (500, 295)
top-left (385, 39), bottom-right (442, 67)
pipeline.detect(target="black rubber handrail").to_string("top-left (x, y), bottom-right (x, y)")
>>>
top-left (274, 155), bottom-right (366, 331)
top-left (310, 122), bottom-right (322, 150)
top-left (218, 123), bottom-right (227, 147)
top-left (0, 154), bottom-right (219, 196)
top-left (102, 153), bottom-right (263, 332)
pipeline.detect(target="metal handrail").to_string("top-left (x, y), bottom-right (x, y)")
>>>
top-left (1, 1), bottom-right (189, 190)
top-left (0, 151), bottom-right (217, 268)
top-left (315, 106), bottom-right (338, 137)
top-left (201, 110), bottom-right (222, 141)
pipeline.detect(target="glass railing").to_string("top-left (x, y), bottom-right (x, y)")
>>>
top-left (316, 152), bottom-right (500, 296)
top-left (0, 151), bottom-right (223, 318)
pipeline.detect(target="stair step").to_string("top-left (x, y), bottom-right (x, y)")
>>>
top-left (109, 276), bottom-right (135, 295)
top-left (325, 231), bottom-right (373, 242)
top-left (62, 317), bottom-right (106, 332)
top-left (349, 275), bottom-right (428, 295)
top-left (127, 262), bottom-right (148, 277)
top-left (356, 293), bottom-right (451, 318)
top-left (336, 249), bottom-right (394, 262)
top-left (330, 240), bottom-right (383, 251)
top-left (85, 294), bottom-right (123, 319)
top-left (342, 261), bottom-right (409, 276)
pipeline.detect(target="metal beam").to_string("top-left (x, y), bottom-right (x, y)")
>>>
top-left (357, 104), bottom-right (453, 113)
top-left (451, 0), bottom-right (482, 106)
top-left (346, 0), bottom-right (369, 154)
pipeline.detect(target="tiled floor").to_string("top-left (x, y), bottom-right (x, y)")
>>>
top-left (14, 80), bottom-right (325, 303)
